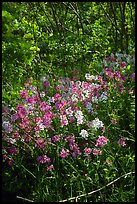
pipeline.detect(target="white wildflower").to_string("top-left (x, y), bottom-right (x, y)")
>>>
top-left (91, 118), bottom-right (104, 130)
top-left (79, 129), bottom-right (89, 140)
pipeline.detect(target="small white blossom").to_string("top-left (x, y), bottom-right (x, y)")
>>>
top-left (79, 129), bottom-right (89, 140)
top-left (92, 96), bottom-right (98, 104)
top-left (71, 94), bottom-right (78, 102)
top-left (40, 91), bottom-right (46, 98)
top-left (86, 102), bottom-right (93, 113)
top-left (66, 107), bottom-right (73, 117)
top-left (75, 110), bottom-right (84, 125)
top-left (99, 92), bottom-right (108, 103)
top-left (91, 118), bottom-right (104, 130)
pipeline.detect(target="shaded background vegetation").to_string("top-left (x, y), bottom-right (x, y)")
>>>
top-left (2, 2), bottom-right (135, 105)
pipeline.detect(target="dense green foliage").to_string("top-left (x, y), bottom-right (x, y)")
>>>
top-left (2, 2), bottom-right (135, 202)
top-left (2, 2), bottom-right (135, 93)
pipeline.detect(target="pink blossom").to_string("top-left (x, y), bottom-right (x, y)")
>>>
top-left (118, 84), bottom-right (123, 92)
top-left (33, 117), bottom-right (42, 124)
top-left (84, 147), bottom-right (92, 155)
top-left (52, 135), bottom-right (61, 142)
top-left (72, 148), bottom-right (81, 159)
top-left (37, 155), bottom-right (51, 163)
top-left (60, 115), bottom-right (68, 127)
top-left (35, 138), bottom-right (46, 150)
top-left (3, 154), bottom-right (8, 162)
top-left (131, 73), bottom-right (135, 81)
top-left (93, 148), bottom-right (102, 156)
top-left (20, 90), bottom-right (28, 98)
top-left (47, 164), bottom-right (54, 171)
top-left (120, 61), bottom-right (126, 70)
top-left (60, 148), bottom-right (69, 158)
top-left (40, 102), bottom-right (47, 112)
top-left (18, 107), bottom-right (29, 118)
top-left (8, 147), bottom-right (17, 155)
top-left (24, 134), bottom-right (32, 142)
top-left (54, 93), bottom-right (61, 101)
top-left (8, 158), bottom-right (14, 166)
top-left (95, 136), bottom-right (108, 147)
top-left (27, 96), bottom-right (35, 105)
top-left (12, 132), bottom-right (20, 138)
top-left (115, 71), bottom-right (121, 80)
top-left (118, 137), bottom-right (126, 147)
top-left (43, 81), bottom-right (50, 87)
top-left (11, 112), bottom-right (19, 121)
top-left (120, 75), bottom-right (126, 82)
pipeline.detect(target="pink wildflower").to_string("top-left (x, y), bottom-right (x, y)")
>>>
top-left (60, 148), bottom-right (69, 158)
top-left (18, 107), bottom-right (29, 118)
top-left (54, 93), bottom-right (61, 101)
top-left (95, 136), bottom-right (108, 147)
top-left (8, 147), bottom-right (17, 155)
top-left (52, 135), bottom-right (61, 142)
top-left (47, 164), bottom-right (54, 171)
top-left (3, 154), bottom-right (8, 162)
top-left (27, 96), bottom-right (35, 105)
top-left (93, 148), bottom-right (102, 156)
top-left (37, 155), bottom-right (51, 163)
top-left (118, 137), bottom-right (126, 147)
top-left (131, 73), bottom-right (135, 81)
top-left (84, 147), bottom-right (92, 155)
top-left (11, 112), bottom-right (19, 121)
top-left (20, 90), bottom-right (28, 98)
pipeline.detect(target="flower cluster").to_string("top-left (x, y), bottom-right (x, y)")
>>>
top-left (2, 53), bottom-right (135, 174)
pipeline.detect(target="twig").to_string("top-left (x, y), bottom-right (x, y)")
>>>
top-left (16, 195), bottom-right (34, 202)
top-left (59, 171), bottom-right (135, 202)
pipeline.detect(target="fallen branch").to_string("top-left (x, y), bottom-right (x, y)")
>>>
top-left (16, 195), bottom-right (34, 202)
top-left (59, 171), bottom-right (135, 202)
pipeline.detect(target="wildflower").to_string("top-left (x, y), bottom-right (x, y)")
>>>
top-left (52, 135), bottom-right (61, 142)
top-left (105, 160), bottom-right (112, 166)
top-left (8, 147), bottom-right (17, 155)
top-left (93, 148), bottom-right (102, 156)
top-left (3, 154), bottom-right (8, 162)
top-left (120, 61), bottom-right (126, 70)
top-left (2, 121), bottom-right (13, 133)
top-left (20, 90), bottom-right (28, 98)
top-left (11, 112), bottom-right (19, 121)
top-left (75, 110), bottom-right (84, 126)
top-left (24, 134), bottom-right (32, 142)
top-left (35, 138), bottom-right (46, 150)
top-left (47, 164), bottom-right (54, 171)
top-left (91, 96), bottom-right (98, 104)
top-left (27, 96), bottom-right (36, 105)
top-left (60, 115), bottom-right (68, 127)
top-left (79, 129), bottom-right (89, 140)
top-left (98, 92), bottom-right (108, 103)
top-left (54, 93), bottom-right (61, 101)
top-left (118, 84), bottom-right (123, 92)
top-left (66, 107), bottom-right (73, 117)
top-left (95, 136), bottom-right (108, 147)
top-left (18, 107), bottom-right (29, 118)
top-left (60, 148), bottom-right (69, 158)
top-left (37, 155), bottom-right (51, 163)
top-left (91, 118), bottom-right (104, 130)
top-left (131, 73), bottom-right (135, 81)
top-left (84, 147), bottom-right (92, 155)
top-left (86, 102), bottom-right (93, 113)
top-left (43, 81), bottom-right (50, 87)
top-left (118, 137), bottom-right (126, 147)
top-left (39, 91), bottom-right (46, 98)
top-left (8, 158), bottom-right (14, 166)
